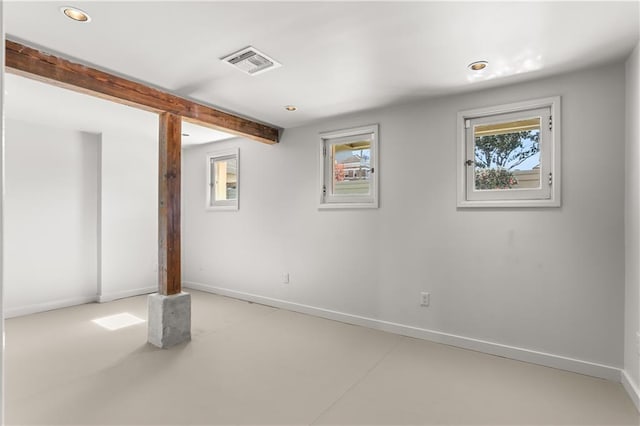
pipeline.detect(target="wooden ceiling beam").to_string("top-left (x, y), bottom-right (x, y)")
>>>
top-left (5, 40), bottom-right (280, 144)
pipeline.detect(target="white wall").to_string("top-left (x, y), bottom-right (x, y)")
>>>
top-left (4, 120), bottom-right (98, 316)
top-left (3, 113), bottom-right (159, 312)
top-left (184, 62), bottom-right (626, 379)
top-left (99, 130), bottom-right (158, 302)
top-left (624, 42), bottom-right (640, 408)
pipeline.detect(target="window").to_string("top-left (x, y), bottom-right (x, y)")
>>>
top-left (457, 97), bottom-right (561, 207)
top-left (319, 124), bottom-right (379, 209)
top-left (206, 148), bottom-right (239, 210)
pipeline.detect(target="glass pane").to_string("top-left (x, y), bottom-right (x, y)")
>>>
top-left (213, 157), bottom-right (237, 202)
top-left (473, 118), bottom-right (541, 191)
top-left (331, 139), bottom-right (371, 195)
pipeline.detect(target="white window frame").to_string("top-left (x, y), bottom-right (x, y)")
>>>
top-left (456, 96), bottom-right (561, 208)
top-left (206, 148), bottom-right (239, 211)
top-left (318, 124), bottom-right (379, 209)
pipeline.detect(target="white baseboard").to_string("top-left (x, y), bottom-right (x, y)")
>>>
top-left (98, 286), bottom-right (156, 303)
top-left (5, 287), bottom-right (157, 318)
top-left (4, 286), bottom-right (158, 318)
top-left (622, 370), bottom-right (640, 413)
top-left (184, 281), bottom-right (621, 382)
top-left (4, 295), bottom-right (98, 319)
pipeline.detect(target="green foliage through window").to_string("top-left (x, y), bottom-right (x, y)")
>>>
top-left (475, 168), bottom-right (518, 189)
top-left (474, 129), bottom-right (539, 190)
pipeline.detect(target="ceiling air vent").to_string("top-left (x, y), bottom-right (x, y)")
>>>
top-left (221, 46), bottom-right (282, 76)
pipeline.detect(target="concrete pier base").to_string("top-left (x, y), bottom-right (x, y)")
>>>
top-left (148, 292), bottom-right (191, 348)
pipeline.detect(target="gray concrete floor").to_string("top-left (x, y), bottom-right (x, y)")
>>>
top-left (5, 290), bottom-right (639, 425)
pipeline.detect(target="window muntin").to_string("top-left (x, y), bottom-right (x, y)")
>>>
top-left (458, 97), bottom-right (560, 207)
top-left (319, 124), bottom-right (378, 208)
top-left (207, 149), bottom-right (239, 210)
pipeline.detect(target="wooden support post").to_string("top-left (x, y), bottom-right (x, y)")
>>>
top-left (150, 114), bottom-right (190, 347)
top-left (158, 112), bottom-right (181, 296)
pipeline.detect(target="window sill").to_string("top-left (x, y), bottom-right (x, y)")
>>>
top-left (319, 201), bottom-right (378, 210)
top-left (206, 205), bottom-right (239, 212)
top-left (456, 198), bottom-right (560, 208)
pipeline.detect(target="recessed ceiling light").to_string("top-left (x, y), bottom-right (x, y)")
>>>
top-left (469, 61), bottom-right (488, 71)
top-left (61, 6), bottom-right (91, 22)
top-left (285, 105), bottom-right (297, 111)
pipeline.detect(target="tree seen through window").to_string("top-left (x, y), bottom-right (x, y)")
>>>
top-left (474, 118), bottom-right (541, 190)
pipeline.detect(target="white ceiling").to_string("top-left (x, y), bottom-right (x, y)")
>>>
top-left (4, 1), bottom-right (640, 131)
top-left (4, 72), bottom-right (235, 145)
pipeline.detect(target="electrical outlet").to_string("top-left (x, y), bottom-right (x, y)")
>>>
top-left (420, 292), bottom-right (430, 307)
top-left (282, 273), bottom-right (290, 284)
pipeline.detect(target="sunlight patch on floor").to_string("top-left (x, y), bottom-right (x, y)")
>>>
top-left (91, 312), bottom-right (145, 331)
